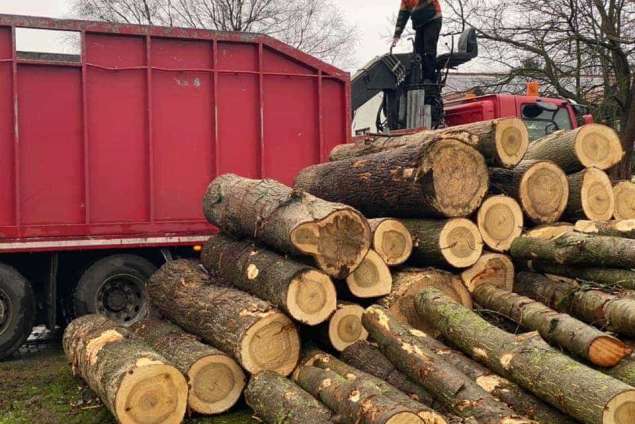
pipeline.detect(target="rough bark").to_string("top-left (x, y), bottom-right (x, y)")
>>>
top-left (403, 219), bottom-right (483, 269)
top-left (63, 315), bottom-right (188, 424)
top-left (345, 249), bottom-right (393, 298)
top-left (368, 218), bottom-right (414, 266)
top-left (201, 234), bottom-right (337, 325)
top-left (605, 352), bottom-right (635, 388)
top-left (203, 174), bottom-right (371, 279)
top-left (377, 268), bottom-right (472, 337)
top-left (319, 303), bottom-right (368, 352)
top-left (146, 259), bottom-right (300, 375)
top-left (295, 139), bottom-right (489, 219)
top-left (477, 195), bottom-right (524, 252)
top-left (524, 124), bottom-right (624, 173)
top-left (129, 319), bottom-right (246, 414)
top-left (245, 371), bottom-right (333, 424)
top-left (461, 253), bottom-right (515, 293)
top-left (415, 288), bottom-right (635, 424)
top-left (362, 306), bottom-right (534, 424)
top-left (472, 284), bottom-right (630, 367)
top-left (564, 169), bottom-right (615, 221)
top-left (489, 160), bottom-right (569, 224)
top-left (525, 259), bottom-right (635, 290)
top-left (613, 181), bottom-right (635, 220)
top-left (575, 219), bottom-right (635, 239)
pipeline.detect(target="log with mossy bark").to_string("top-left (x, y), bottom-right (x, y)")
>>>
top-left (201, 234), bottom-right (337, 325)
top-left (146, 259), bottom-right (301, 375)
top-left (377, 268), bottom-right (472, 337)
top-left (460, 253), bottom-right (515, 293)
top-left (330, 118), bottom-right (529, 168)
top-left (203, 174), bottom-right (370, 279)
top-left (368, 218), bottom-right (414, 266)
top-left (345, 249), bottom-right (393, 298)
top-left (415, 288), bottom-right (635, 424)
top-left (245, 371), bottom-right (333, 424)
top-left (564, 168), bottom-right (615, 221)
top-left (613, 181), bottom-right (635, 220)
top-left (523, 124), bottom-right (624, 173)
top-left (524, 259), bottom-right (635, 290)
top-left (295, 139), bottom-right (489, 219)
top-left (489, 160), bottom-right (569, 224)
top-left (362, 306), bottom-right (534, 424)
top-left (471, 284), bottom-right (630, 367)
top-left (63, 315), bottom-right (188, 424)
top-left (129, 319), bottom-right (246, 414)
top-left (477, 195), bottom-right (524, 252)
top-left (575, 219), bottom-right (635, 239)
top-left (514, 272), bottom-right (635, 338)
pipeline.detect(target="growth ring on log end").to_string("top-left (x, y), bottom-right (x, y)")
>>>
top-left (329, 304), bottom-right (368, 352)
top-left (614, 181), bottom-right (635, 220)
top-left (579, 168), bottom-right (615, 221)
top-left (188, 354), bottom-right (246, 414)
top-left (519, 161), bottom-right (569, 223)
top-left (477, 195), bottom-right (524, 252)
top-left (495, 117), bottom-right (529, 168)
top-left (574, 124), bottom-right (624, 170)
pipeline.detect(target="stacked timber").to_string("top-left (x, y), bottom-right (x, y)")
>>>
top-left (613, 180), bottom-right (635, 219)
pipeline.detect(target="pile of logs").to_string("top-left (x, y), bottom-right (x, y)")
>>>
top-left (63, 119), bottom-right (635, 424)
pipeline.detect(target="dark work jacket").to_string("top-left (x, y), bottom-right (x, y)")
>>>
top-left (394, 0), bottom-right (442, 38)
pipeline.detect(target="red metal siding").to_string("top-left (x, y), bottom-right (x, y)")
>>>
top-left (0, 28), bottom-right (14, 226)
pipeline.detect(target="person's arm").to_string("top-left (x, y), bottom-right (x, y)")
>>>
top-left (393, 1), bottom-right (413, 40)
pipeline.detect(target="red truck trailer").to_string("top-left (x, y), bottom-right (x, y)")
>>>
top-left (0, 14), bottom-right (351, 359)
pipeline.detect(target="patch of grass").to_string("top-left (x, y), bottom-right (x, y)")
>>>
top-left (0, 344), bottom-right (257, 424)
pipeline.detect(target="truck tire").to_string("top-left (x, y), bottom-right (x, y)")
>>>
top-left (73, 255), bottom-right (157, 326)
top-left (0, 264), bottom-right (35, 360)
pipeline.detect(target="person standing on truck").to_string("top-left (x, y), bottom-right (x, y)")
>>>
top-left (391, 0), bottom-right (443, 83)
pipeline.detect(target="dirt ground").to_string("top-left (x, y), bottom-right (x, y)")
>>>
top-left (0, 339), bottom-right (258, 424)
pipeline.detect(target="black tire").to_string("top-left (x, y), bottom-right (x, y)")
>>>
top-left (73, 254), bottom-right (157, 326)
top-left (0, 264), bottom-right (35, 360)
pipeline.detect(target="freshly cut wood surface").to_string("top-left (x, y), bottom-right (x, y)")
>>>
top-left (524, 124), bottom-right (624, 172)
top-left (147, 260), bottom-right (301, 375)
top-left (323, 303), bottom-right (368, 352)
top-left (564, 168), bottom-right (615, 221)
top-left (63, 315), bottom-right (188, 424)
top-left (369, 218), bottom-right (413, 265)
top-left (613, 181), bottom-right (635, 220)
top-left (295, 139), bottom-right (489, 219)
top-left (416, 288), bottom-right (635, 424)
top-left (201, 234), bottom-right (337, 325)
top-left (523, 223), bottom-right (574, 239)
top-left (203, 174), bottom-right (370, 278)
top-left (575, 219), bottom-right (635, 239)
top-left (461, 253), bottom-right (515, 293)
top-left (477, 195), bottom-right (524, 252)
top-left (346, 249), bottom-right (393, 298)
top-left (129, 319), bottom-right (246, 414)
top-left (525, 259), bottom-right (635, 290)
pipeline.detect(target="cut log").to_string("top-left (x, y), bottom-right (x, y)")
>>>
top-left (477, 196), bottom-right (524, 252)
top-left (203, 174), bottom-right (370, 278)
top-left (201, 234), bottom-right (337, 325)
top-left (461, 253), bottom-right (515, 293)
top-left (525, 259), bottom-right (635, 290)
top-left (489, 160), bottom-right (569, 224)
top-left (514, 272), bottom-right (635, 338)
top-left (295, 139), bottom-right (489, 219)
top-left (146, 260), bottom-right (300, 375)
top-left (362, 306), bottom-right (534, 423)
top-left (523, 223), bottom-right (574, 239)
top-left (293, 365), bottom-right (429, 424)
top-left (613, 181), bottom-right (635, 220)
top-left (472, 284), bottom-right (630, 367)
top-left (346, 249), bottom-right (393, 298)
top-left (321, 303), bottom-right (368, 351)
top-left (403, 219), bottom-right (483, 268)
top-left (63, 315), bottom-right (188, 424)
top-left (564, 168), bottom-right (615, 221)
top-left (415, 288), bottom-right (635, 424)
top-left (369, 218), bottom-right (414, 265)
top-left (575, 219), bottom-right (635, 239)
top-left (523, 124), bottom-right (624, 173)
top-left (605, 352), bottom-right (635, 388)
top-left (245, 371), bottom-right (333, 424)
top-left (330, 118), bottom-right (528, 169)
top-left (129, 319), bottom-right (245, 414)
top-left (377, 269), bottom-right (472, 336)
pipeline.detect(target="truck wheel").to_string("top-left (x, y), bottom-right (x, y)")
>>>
top-left (0, 264), bottom-right (35, 360)
top-left (73, 255), bottom-right (156, 326)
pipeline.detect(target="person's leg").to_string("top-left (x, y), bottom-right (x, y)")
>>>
top-left (421, 18), bottom-right (442, 81)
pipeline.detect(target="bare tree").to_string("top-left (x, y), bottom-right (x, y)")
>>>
top-left (70, 0), bottom-right (357, 67)
top-left (443, 0), bottom-right (635, 177)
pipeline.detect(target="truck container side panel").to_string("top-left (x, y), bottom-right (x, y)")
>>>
top-left (152, 70), bottom-right (213, 221)
top-left (262, 46), bottom-right (315, 76)
top-left (217, 42), bottom-right (257, 71)
top-left (150, 37), bottom-right (212, 69)
top-left (263, 76), bottom-right (319, 183)
top-left (216, 73), bottom-right (260, 179)
top-left (18, 66), bottom-right (84, 225)
top-left (321, 78), bottom-right (347, 162)
top-left (85, 33), bottom-right (146, 67)
top-left (0, 27), bottom-right (14, 226)
top-left (0, 27), bottom-right (10, 58)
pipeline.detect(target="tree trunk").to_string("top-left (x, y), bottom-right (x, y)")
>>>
top-left (605, 351), bottom-right (635, 388)
top-left (613, 181), bottom-right (635, 219)
top-left (362, 306), bottom-right (534, 423)
top-left (129, 319), bottom-right (246, 415)
top-left (514, 272), bottom-right (635, 338)
top-left (477, 195), bottom-right (524, 252)
top-left (295, 139), bottom-right (489, 219)
top-left (368, 218), bottom-right (414, 266)
top-left (201, 234), bottom-right (337, 325)
top-left (63, 315), bottom-right (188, 424)
top-left (415, 288), bottom-right (635, 424)
top-left (377, 268), bottom-right (472, 337)
top-left (403, 219), bottom-right (483, 268)
top-left (564, 168), bottom-right (615, 221)
top-left (489, 160), bottom-right (569, 224)
top-left (245, 371), bottom-right (333, 424)
top-left (460, 253), bottom-right (515, 293)
top-left (472, 284), bottom-right (630, 367)
top-left (319, 302), bottom-right (368, 352)
top-left (203, 174), bottom-right (371, 279)
top-left (345, 249), bottom-right (393, 298)
top-left (524, 259), bottom-right (635, 290)
top-left (510, 231), bottom-right (635, 268)
top-left (146, 259), bottom-right (301, 375)
top-left (575, 219), bottom-right (635, 239)
top-left (524, 124), bottom-right (624, 173)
